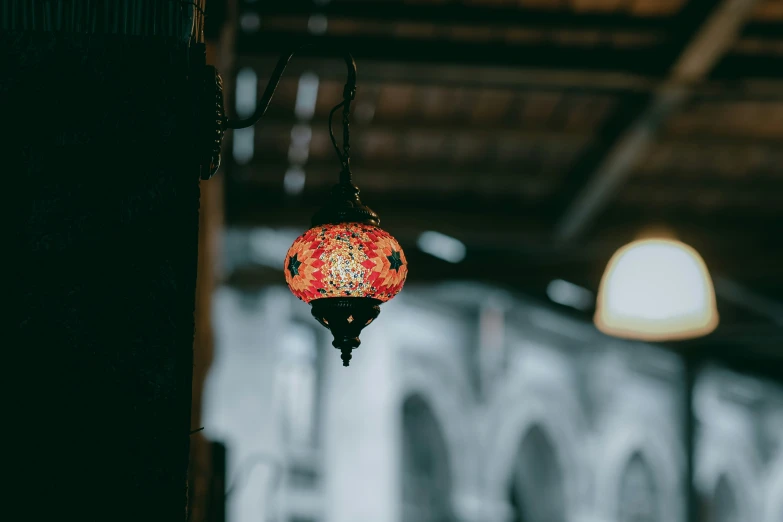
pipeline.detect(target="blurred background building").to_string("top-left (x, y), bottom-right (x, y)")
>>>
top-left (203, 281), bottom-right (783, 522)
top-left (195, 1), bottom-right (783, 522)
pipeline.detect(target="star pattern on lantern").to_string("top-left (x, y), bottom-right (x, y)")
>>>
top-left (284, 223), bottom-right (407, 303)
top-left (287, 253), bottom-right (302, 277)
top-left (387, 250), bottom-right (403, 271)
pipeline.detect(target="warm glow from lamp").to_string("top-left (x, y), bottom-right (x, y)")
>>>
top-left (595, 238), bottom-right (719, 341)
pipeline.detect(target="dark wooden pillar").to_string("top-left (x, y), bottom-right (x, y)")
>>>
top-left (6, 19), bottom-right (203, 522)
top-left (188, 1), bottom-right (236, 521)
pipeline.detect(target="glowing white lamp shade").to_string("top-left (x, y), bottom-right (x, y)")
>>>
top-left (595, 238), bottom-right (719, 341)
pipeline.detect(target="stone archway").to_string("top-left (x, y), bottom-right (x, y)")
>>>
top-left (594, 414), bottom-right (681, 522)
top-left (697, 431), bottom-right (762, 522)
top-left (704, 475), bottom-right (740, 522)
top-left (483, 360), bottom-right (587, 521)
top-left (397, 349), bottom-right (477, 516)
top-left (617, 452), bottom-right (661, 522)
top-left (401, 394), bottom-right (455, 522)
top-left (508, 425), bottom-right (567, 522)
top-left (764, 454), bottom-right (783, 522)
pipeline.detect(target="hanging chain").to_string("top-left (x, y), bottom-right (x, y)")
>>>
top-left (342, 103), bottom-right (351, 170)
top-left (339, 83), bottom-right (356, 185)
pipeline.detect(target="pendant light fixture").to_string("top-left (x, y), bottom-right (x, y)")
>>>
top-left (204, 48), bottom-right (408, 366)
top-left (594, 237), bottom-right (718, 341)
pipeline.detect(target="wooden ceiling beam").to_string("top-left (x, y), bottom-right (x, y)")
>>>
top-left (553, 0), bottom-right (763, 242)
top-left (710, 53), bottom-right (783, 80)
top-left (245, 112), bottom-right (783, 177)
top-left (714, 277), bottom-right (783, 325)
top-left (237, 55), bottom-right (657, 94)
top-left (238, 54), bottom-right (783, 99)
top-left (234, 162), bottom-right (564, 193)
top-left (245, 1), bottom-right (670, 32)
top-left (741, 20), bottom-right (783, 38)
top-left (250, 117), bottom-right (783, 152)
top-left (224, 185), bottom-right (781, 261)
top-left (254, 118), bottom-right (596, 142)
top-left (617, 178), bottom-right (783, 202)
top-left (237, 31), bottom-right (669, 77)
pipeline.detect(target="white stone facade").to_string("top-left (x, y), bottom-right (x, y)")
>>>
top-left (203, 282), bottom-right (783, 522)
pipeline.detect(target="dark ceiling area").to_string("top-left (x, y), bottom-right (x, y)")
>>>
top-left (222, 0), bottom-right (783, 375)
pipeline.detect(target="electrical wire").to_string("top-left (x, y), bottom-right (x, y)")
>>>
top-left (225, 47), bottom-right (357, 131)
top-left (224, 46), bottom-right (358, 182)
top-left (225, 52), bottom-right (296, 130)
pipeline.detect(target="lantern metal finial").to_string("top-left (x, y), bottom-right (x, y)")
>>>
top-left (284, 221), bottom-right (407, 366)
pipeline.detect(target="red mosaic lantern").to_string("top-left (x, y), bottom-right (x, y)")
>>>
top-left (211, 48), bottom-right (408, 366)
top-left (284, 179), bottom-right (408, 366)
top-left (284, 53), bottom-right (407, 366)
top-left (284, 223), bottom-right (407, 304)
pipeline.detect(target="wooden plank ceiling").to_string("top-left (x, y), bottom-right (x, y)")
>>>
top-left (223, 0), bottom-right (783, 368)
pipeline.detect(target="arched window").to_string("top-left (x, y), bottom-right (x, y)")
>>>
top-left (706, 476), bottom-right (740, 522)
top-left (618, 452), bottom-right (660, 522)
top-left (509, 425), bottom-right (566, 522)
top-left (401, 395), bottom-right (454, 522)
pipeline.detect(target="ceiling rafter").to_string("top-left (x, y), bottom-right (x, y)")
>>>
top-left (238, 30), bottom-right (668, 75)
top-left (226, 0), bottom-right (783, 320)
top-left (245, 0), bottom-right (673, 32)
top-left (553, 0), bottom-right (764, 242)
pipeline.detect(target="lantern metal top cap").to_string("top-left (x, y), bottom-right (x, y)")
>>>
top-left (310, 180), bottom-right (380, 227)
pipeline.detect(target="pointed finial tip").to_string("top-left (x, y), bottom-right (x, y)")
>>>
top-left (341, 348), bottom-right (352, 367)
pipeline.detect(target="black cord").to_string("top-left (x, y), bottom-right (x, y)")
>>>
top-left (226, 52), bottom-right (296, 130)
top-left (225, 47), bottom-right (356, 131)
top-left (225, 46), bottom-right (358, 183)
top-left (340, 86), bottom-right (353, 184)
top-left (329, 101), bottom-right (346, 165)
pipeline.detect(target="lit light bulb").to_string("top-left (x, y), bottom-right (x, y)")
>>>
top-left (595, 238), bottom-right (719, 341)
